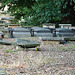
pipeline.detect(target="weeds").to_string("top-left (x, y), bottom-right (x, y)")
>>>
top-left (4, 50), bottom-right (16, 53)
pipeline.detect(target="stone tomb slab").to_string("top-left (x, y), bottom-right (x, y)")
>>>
top-left (40, 37), bottom-right (63, 41)
top-left (0, 40), bottom-right (11, 45)
top-left (55, 28), bottom-right (74, 37)
top-left (16, 39), bottom-right (40, 48)
top-left (1, 29), bottom-right (8, 33)
top-left (9, 27), bottom-right (31, 38)
top-left (40, 36), bottom-right (75, 41)
top-left (30, 27), bottom-right (52, 37)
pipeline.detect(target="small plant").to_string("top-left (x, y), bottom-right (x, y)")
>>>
top-left (12, 42), bottom-right (16, 45)
top-left (50, 48), bottom-right (54, 51)
top-left (35, 48), bottom-right (40, 51)
top-left (35, 48), bottom-right (38, 51)
top-left (61, 47), bottom-right (66, 51)
top-left (69, 45), bottom-right (75, 49)
top-left (4, 50), bottom-right (15, 53)
top-left (5, 24), bottom-right (8, 27)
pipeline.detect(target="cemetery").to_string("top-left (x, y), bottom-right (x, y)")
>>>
top-left (0, 22), bottom-right (74, 75)
top-left (0, 1), bottom-right (75, 75)
top-left (0, 17), bottom-right (75, 74)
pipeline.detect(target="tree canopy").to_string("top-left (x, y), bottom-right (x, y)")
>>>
top-left (0, 0), bottom-right (75, 26)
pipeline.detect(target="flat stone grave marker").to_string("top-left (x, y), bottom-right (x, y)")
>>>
top-left (16, 39), bottom-right (40, 48)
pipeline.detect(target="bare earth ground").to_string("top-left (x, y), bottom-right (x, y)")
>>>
top-left (0, 37), bottom-right (75, 75)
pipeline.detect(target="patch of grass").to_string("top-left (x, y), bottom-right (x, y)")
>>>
top-left (4, 50), bottom-right (16, 53)
top-left (50, 48), bottom-right (54, 51)
top-left (50, 58), bottom-right (52, 61)
top-left (24, 57), bottom-right (28, 61)
top-left (12, 42), bottom-right (16, 45)
top-left (60, 47), bottom-right (66, 51)
top-left (69, 44), bottom-right (75, 49)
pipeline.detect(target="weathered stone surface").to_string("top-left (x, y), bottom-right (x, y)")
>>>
top-left (8, 28), bottom-right (13, 38)
top-left (24, 26), bottom-right (32, 29)
top-left (34, 32), bottom-right (53, 37)
top-left (59, 24), bottom-right (72, 29)
top-left (56, 33), bottom-right (74, 37)
top-left (13, 32), bottom-right (31, 38)
top-left (8, 27), bottom-right (31, 38)
top-left (30, 27), bottom-right (52, 37)
top-left (16, 39), bottom-right (40, 48)
top-left (0, 27), bottom-right (4, 29)
top-left (40, 36), bottom-right (75, 41)
top-left (55, 28), bottom-right (74, 37)
top-left (56, 28), bottom-right (73, 32)
top-left (33, 28), bottom-right (51, 32)
top-left (45, 28), bottom-right (55, 33)
top-left (1, 29), bottom-right (8, 33)
top-left (31, 27), bottom-right (41, 30)
top-left (64, 37), bottom-right (75, 41)
top-left (0, 40), bottom-right (11, 45)
top-left (12, 27), bottom-right (30, 32)
top-left (39, 37), bottom-right (63, 41)
top-left (43, 23), bottom-right (55, 28)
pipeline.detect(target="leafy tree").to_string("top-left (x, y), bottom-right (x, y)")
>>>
top-left (61, 0), bottom-right (75, 24)
top-left (26, 0), bottom-right (62, 25)
top-left (0, 0), bottom-right (75, 26)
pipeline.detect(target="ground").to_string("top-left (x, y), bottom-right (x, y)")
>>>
top-left (0, 37), bottom-right (75, 75)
